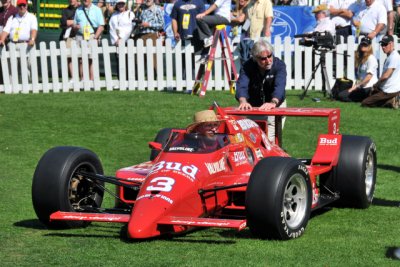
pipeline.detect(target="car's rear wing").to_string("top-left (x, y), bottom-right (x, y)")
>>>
top-left (222, 107), bottom-right (340, 146)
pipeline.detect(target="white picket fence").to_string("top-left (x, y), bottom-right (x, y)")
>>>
top-left (0, 36), bottom-right (397, 94)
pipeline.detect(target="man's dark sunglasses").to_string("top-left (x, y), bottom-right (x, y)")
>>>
top-left (257, 54), bottom-right (273, 61)
top-left (18, 3), bottom-right (27, 7)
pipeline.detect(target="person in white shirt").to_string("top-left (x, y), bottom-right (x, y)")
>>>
top-left (362, 35), bottom-right (400, 109)
top-left (312, 4), bottom-right (336, 37)
top-left (377, 0), bottom-right (394, 35)
top-left (326, 0), bottom-right (356, 41)
top-left (350, 0), bottom-right (387, 41)
top-left (0, 0), bottom-right (37, 46)
top-left (109, 0), bottom-right (134, 46)
top-left (337, 37), bottom-right (378, 102)
top-left (109, 0), bottom-right (135, 81)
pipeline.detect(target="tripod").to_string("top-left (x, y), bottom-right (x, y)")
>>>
top-left (300, 48), bottom-right (332, 100)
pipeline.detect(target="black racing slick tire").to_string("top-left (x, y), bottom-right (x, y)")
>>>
top-left (329, 135), bottom-right (377, 208)
top-left (150, 128), bottom-right (173, 161)
top-left (246, 157), bottom-right (312, 240)
top-left (32, 146), bottom-right (104, 228)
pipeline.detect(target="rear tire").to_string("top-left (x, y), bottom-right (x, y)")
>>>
top-left (32, 146), bottom-right (104, 228)
top-left (326, 135), bottom-right (377, 208)
top-left (246, 157), bottom-right (312, 240)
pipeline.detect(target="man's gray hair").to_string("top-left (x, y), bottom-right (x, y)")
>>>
top-left (251, 38), bottom-right (274, 59)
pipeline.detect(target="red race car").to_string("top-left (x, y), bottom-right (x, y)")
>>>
top-left (32, 104), bottom-right (377, 240)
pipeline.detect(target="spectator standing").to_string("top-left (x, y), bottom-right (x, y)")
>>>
top-left (235, 38), bottom-right (287, 142)
top-left (0, 0), bottom-right (18, 33)
top-left (312, 4), bottom-right (336, 36)
top-left (326, 0), bottom-right (356, 40)
top-left (195, 0), bottom-right (231, 48)
top-left (0, 0), bottom-right (37, 84)
top-left (0, 0), bottom-right (18, 84)
top-left (231, 0), bottom-right (249, 26)
top-left (171, 0), bottom-right (205, 41)
top-left (337, 37), bottom-right (378, 102)
top-left (60, 0), bottom-right (80, 80)
top-left (361, 35), bottom-right (400, 109)
top-left (245, 0), bottom-right (273, 39)
top-left (171, 0), bottom-right (205, 78)
top-left (275, 0), bottom-right (291, 5)
top-left (377, 0), bottom-right (394, 35)
top-left (109, 0), bottom-right (135, 46)
top-left (350, 0), bottom-right (387, 40)
top-left (0, 0), bottom-right (37, 46)
top-left (134, 0), bottom-right (164, 74)
top-left (73, 0), bottom-right (105, 80)
top-left (109, 0), bottom-right (135, 81)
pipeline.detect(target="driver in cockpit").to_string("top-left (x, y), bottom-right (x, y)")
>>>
top-left (186, 110), bottom-right (222, 152)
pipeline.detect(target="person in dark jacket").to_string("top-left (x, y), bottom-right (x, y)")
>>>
top-left (235, 38), bottom-right (287, 143)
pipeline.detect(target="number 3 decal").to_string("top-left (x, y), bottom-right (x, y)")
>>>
top-left (146, 177), bottom-right (175, 192)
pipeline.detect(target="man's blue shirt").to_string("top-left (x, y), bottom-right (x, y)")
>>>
top-left (236, 57), bottom-right (287, 106)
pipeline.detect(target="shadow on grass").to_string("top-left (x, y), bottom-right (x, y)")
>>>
top-left (372, 198), bottom-right (400, 207)
top-left (377, 164), bottom-right (400, 173)
top-left (386, 247), bottom-right (400, 260)
top-left (14, 219), bottom-right (47, 230)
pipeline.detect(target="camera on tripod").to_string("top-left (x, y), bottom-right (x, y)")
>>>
top-left (294, 31), bottom-right (335, 50)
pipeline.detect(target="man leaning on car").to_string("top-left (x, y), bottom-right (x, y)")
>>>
top-left (235, 38), bottom-right (287, 143)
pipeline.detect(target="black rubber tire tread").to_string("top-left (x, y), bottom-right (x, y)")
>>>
top-left (32, 146), bottom-right (104, 228)
top-left (246, 157), bottom-right (312, 240)
top-left (150, 128), bottom-right (174, 161)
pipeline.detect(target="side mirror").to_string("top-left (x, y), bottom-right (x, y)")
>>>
top-left (148, 141), bottom-right (162, 150)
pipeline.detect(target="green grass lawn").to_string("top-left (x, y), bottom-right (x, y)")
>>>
top-left (0, 90), bottom-right (399, 266)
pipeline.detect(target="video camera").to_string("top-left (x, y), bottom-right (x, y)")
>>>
top-left (294, 31), bottom-right (335, 50)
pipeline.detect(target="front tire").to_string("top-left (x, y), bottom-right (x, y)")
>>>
top-left (150, 128), bottom-right (174, 161)
top-left (32, 146), bottom-right (104, 228)
top-left (246, 157), bottom-right (312, 240)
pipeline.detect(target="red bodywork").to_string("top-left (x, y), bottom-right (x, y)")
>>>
top-left (50, 107), bottom-right (342, 239)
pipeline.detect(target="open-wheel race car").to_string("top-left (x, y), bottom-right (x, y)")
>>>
top-left (32, 104), bottom-right (377, 240)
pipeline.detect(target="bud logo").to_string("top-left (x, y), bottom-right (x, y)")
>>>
top-left (149, 161), bottom-right (198, 180)
top-left (319, 137), bottom-right (338, 145)
top-left (205, 158), bottom-right (225, 174)
top-left (234, 151), bottom-right (246, 162)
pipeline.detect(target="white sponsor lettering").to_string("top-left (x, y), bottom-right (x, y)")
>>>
top-left (233, 151), bottom-right (246, 162)
top-left (135, 193), bottom-right (174, 204)
top-left (205, 157), bottom-right (226, 174)
top-left (169, 147), bottom-right (194, 152)
top-left (237, 119), bottom-right (259, 131)
top-left (298, 165), bottom-right (309, 175)
top-left (150, 161), bottom-right (198, 180)
top-left (319, 137), bottom-right (338, 145)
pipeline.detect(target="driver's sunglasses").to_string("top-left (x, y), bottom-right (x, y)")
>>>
top-left (257, 54), bottom-right (273, 61)
top-left (203, 123), bottom-right (220, 128)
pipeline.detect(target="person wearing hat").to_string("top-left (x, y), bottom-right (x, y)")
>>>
top-left (361, 35), bottom-right (400, 109)
top-left (0, 0), bottom-right (37, 46)
top-left (337, 37), bottom-right (378, 102)
top-left (109, 0), bottom-right (135, 46)
top-left (186, 110), bottom-right (223, 152)
top-left (0, 0), bottom-right (18, 84)
top-left (109, 0), bottom-right (135, 83)
top-left (311, 4), bottom-right (336, 37)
